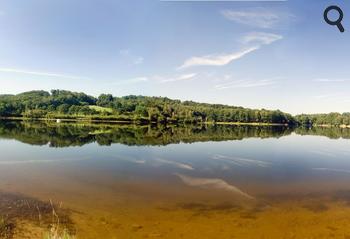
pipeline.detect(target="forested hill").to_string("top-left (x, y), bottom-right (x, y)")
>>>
top-left (295, 113), bottom-right (350, 126)
top-left (0, 90), bottom-right (295, 124)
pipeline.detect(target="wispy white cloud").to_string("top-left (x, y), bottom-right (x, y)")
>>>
top-left (241, 32), bottom-right (283, 45)
top-left (179, 32), bottom-right (282, 69)
top-left (134, 57), bottom-right (144, 65)
top-left (0, 68), bottom-right (90, 80)
top-left (215, 79), bottom-right (276, 90)
top-left (160, 73), bottom-right (197, 83)
top-left (221, 7), bottom-right (293, 29)
top-left (119, 49), bottom-right (144, 65)
top-left (179, 47), bottom-right (259, 69)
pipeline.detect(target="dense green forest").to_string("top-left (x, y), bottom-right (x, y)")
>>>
top-left (1, 90), bottom-right (350, 126)
top-left (295, 113), bottom-right (350, 126)
top-left (0, 90), bottom-right (295, 124)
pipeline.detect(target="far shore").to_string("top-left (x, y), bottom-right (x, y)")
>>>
top-left (0, 116), bottom-right (291, 126)
top-left (4, 116), bottom-right (350, 128)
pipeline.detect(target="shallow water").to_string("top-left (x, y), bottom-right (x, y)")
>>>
top-left (2, 121), bottom-right (350, 238)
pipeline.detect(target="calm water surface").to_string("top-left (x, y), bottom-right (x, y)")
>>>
top-left (1, 121), bottom-right (350, 238)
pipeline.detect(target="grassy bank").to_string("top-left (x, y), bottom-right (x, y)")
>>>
top-left (308, 124), bottom-right (350, 128)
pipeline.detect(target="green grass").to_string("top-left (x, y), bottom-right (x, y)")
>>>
top-left (88, 105), bottom-right (113, 113)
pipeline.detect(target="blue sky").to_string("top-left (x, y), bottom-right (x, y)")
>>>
top-left (0, 0), bottom-right (349, 114)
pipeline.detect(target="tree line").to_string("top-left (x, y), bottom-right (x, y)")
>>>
top-left (1, 90), bottom-right (350, 126)
top-left (295, 113), bottom-right (350, 126)
top-left (0, 90), bottom-right (296, 124)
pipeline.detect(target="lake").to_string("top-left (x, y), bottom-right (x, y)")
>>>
top-left (1, 120), bottom-right (350, 238)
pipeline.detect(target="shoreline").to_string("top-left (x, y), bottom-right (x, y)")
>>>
top-left (0, 116), bottom-right (290, 126)
top-left (312, 124), bottom-right (350, 128)
top-left (3, 117), bottom-right (350, 128)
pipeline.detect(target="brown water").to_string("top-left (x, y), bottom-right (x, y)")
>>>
top-left (1, 121), bottom-right (350, 238)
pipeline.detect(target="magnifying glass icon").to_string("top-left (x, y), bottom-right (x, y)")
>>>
top-left (324, 5), bottom-right (345, 32)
